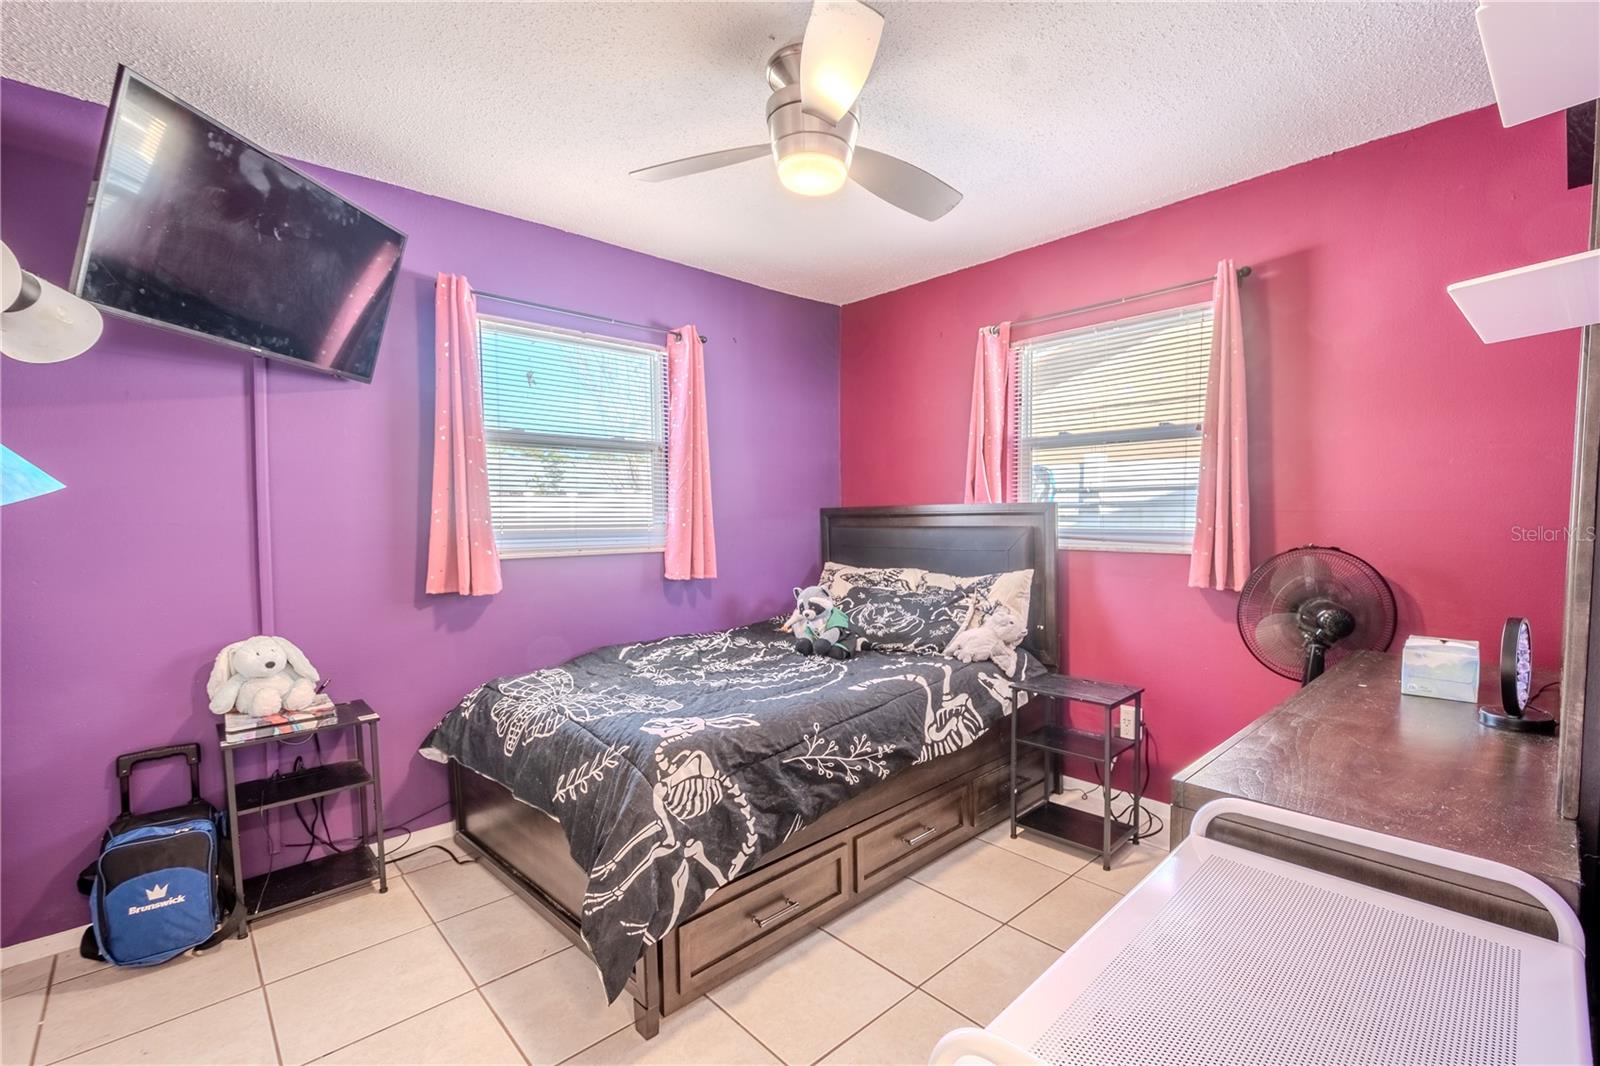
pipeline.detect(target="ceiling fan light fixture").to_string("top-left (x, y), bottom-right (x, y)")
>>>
top-left (628, 7), bottom-right (963, 221)
top-left (777, 150), bottom-right (849, 196)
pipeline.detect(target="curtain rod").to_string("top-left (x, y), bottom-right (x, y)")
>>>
top-left (474, 290), bottom-right (707, 344)
top-left (1004, 265), bottom-right (1252, 332)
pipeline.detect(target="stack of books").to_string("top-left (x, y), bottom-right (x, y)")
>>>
top-left (222, 694), bottom-right (338, 736)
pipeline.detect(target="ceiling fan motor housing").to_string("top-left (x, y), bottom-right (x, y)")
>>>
top-left (765, 43), bottom-right (859, 183)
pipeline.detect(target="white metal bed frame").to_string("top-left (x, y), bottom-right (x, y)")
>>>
top-left (931, 799), bottom-right (1590, 1065)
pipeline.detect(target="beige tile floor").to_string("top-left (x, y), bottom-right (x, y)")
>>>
top-left (0, 809), bottom-right (1168, 1066)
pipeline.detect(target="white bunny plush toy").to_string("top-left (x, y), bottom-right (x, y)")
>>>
top-left (207, 636), bottom-right (321, 717)
top-left (944, 604), bottom-right (1029, 676)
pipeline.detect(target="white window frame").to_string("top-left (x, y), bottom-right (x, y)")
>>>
top-left (1014, 302), bottom-right (1214, 554)
top-left (477, 315), bottom-right (668, 559)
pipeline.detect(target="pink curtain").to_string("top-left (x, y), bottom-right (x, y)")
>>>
top-left (963, 322), bottom-right (1017, 504)
top-left (666, 326), bottom-right (717, 580)
top-left (1189, 260), bottom-right (1251, 591)
top-left (425, 274), bottom-right (502, 596)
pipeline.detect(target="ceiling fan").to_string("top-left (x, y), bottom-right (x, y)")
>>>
top-left (630, 0), bottom-right (963, 221)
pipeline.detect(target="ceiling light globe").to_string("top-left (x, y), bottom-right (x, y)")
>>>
top-left (777, 151), bottom-right (848, 197)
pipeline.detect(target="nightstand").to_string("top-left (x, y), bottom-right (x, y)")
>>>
top-left (1009, 673), bottom-right (1143, 869)
top-left (217, 700), bottom-right (388, 929)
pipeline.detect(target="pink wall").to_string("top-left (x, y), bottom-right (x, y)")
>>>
top-left (840, 105), bottom-right (1591, 802)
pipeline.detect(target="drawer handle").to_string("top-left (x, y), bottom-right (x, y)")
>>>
top-left (901, 825), bottom-right (940, 847)
top-left (750, 897), bottom-right (800, 929)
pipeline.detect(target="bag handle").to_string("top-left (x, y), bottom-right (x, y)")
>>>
top-left (116, 744), bottom-right (202, 815)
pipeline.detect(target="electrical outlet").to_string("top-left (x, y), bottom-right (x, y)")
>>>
top-left (1119, 706), bottom-right (1136, 740)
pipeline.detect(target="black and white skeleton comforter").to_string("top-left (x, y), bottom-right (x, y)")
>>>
top-left (420, 621), bottom-right (1039, 1000)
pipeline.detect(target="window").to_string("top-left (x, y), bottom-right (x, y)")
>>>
top-left (478, 316), bottom-right (667, 557)
top-left (1015, 303), bottom-right (1214, 552)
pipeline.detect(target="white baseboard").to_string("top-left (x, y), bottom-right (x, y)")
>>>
top-left (0, 925), bottom-right (88, 969)
top-left (0, 819), bottom-right (457, 970)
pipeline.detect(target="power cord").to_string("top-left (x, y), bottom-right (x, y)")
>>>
top-left (271, 795), bottom-right (473, 868)
top-left (380, 800), bottom-right (477, 868)
top-left (1528, 679), bottom-right (1561, 707)
top-left (1081, 721), bottom-right (1166, 841)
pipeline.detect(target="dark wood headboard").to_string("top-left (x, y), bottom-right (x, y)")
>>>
top-left (819, 504), bottom-right (1060, 667)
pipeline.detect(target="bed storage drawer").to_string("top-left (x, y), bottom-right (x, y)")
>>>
top-left (673, 840), bottom-right (852, 1001)
top-left (854, 782), bottom-right (972, 891)
top-left (974, 748), bottom-right (1049, 827)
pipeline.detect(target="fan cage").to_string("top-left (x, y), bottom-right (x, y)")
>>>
top-left (1237, 545), bottom-right (1397, 681)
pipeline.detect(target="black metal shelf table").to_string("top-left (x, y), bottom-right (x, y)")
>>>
top-left (1010, 673), bottom-right (1143, 869)
top-left (217, 700), bottom-right (387, 930)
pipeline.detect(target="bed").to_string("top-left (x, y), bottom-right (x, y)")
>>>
top-left (423, 504), bottom-right (1060, 1037)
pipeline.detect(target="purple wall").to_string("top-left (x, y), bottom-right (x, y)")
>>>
top-left (0, 79), bottom-right (841, 947)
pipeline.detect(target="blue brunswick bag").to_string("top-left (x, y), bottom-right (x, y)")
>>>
top-left (77, 745), bottom-right (243, 966)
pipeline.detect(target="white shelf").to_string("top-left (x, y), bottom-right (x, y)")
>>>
top-left (1448, 249), bottom-right (1600, 344)
top-left (1476, 1), bottom-right (1600, 127)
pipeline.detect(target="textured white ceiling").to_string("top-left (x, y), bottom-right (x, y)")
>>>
top-left (0, 1), bottom-right (1491, 304)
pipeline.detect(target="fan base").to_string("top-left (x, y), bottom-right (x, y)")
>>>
top-left (1478, 706), bottom-right (1558, 735)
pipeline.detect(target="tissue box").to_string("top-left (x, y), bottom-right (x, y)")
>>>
top-left (1400, 636), bottom-right (1480, 703)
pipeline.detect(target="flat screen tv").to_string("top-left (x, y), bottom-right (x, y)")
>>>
top-left (72, 67), bottom-right (406, 382)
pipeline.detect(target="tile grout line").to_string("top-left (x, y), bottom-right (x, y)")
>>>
top-left (305, 990), bottom-right (512, 1066)
top-left (910, 894), bottom-right (1113, 1025)
top-left (299, 864), bottom-right (528, 1065)
top-left (25, 953), bottom-right (56, 1066)
top-left (250, 927), bottom-right (286, 1066)
top-left (252, 876), bottom-right (460, 1063)
top-left (916, 923), bottom-right (1009, 998)
top-left (906, 858), bottom-right (1068, 925)
top-left (810, 981), bottom-right (921, 1065)
top-left (708, 995), bottom-right (788, 1064)
top-left (416, 888), bottom-right (512, 929)
top-left (38, 940), bottom-right (255, 1064)
top-left (472, 985), bottom-right (535, 1066)
top-left (250, 884), bottom-right (434, 987)
top-left (36, 988), bottom-right (266, 1065)
top-left (425, 890), bottom-right (533, 1066)
top-left (817, 925), bottom-right (917, 982)
top-left (550, 1017), bottom-right (633, 1066)
top-left (804, 928), bottom-right (935, 1063)
top-left (473, 943), bottom-right (573, 992)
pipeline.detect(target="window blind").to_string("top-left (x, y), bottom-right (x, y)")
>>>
top-left (477, 315), bottom-right (668, 557)
top-left (1014, 302), bottom-right (1214, 550)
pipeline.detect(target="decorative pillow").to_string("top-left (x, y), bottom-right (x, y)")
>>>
top-left (841, 584), bottom-right (974, 654)
top-left (922, 568), bottom-right (1034, 641)
top-left (820, 562), bottom-right (926, 600)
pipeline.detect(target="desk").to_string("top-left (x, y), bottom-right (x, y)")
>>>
top-left (1172, 651), bottom-right (1580, 918)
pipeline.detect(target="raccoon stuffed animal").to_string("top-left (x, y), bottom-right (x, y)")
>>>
top-left (783, 585), bottom-right (870, 659)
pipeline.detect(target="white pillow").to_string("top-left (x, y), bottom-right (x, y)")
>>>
top-left (817, 562), bottom-right (1033, 646)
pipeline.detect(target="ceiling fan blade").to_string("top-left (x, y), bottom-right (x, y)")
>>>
top-left (800, 0), bottom-right (884, 124)
top-left (630, 145), bottom-right (769, 182)
top-left (849, 147), bottom-right (962, 221)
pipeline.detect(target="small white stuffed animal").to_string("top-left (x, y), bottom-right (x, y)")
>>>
top-left (945, 604), bottom-right (1029, 676)
top-left (207, 636), bottom-right (321, 717)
